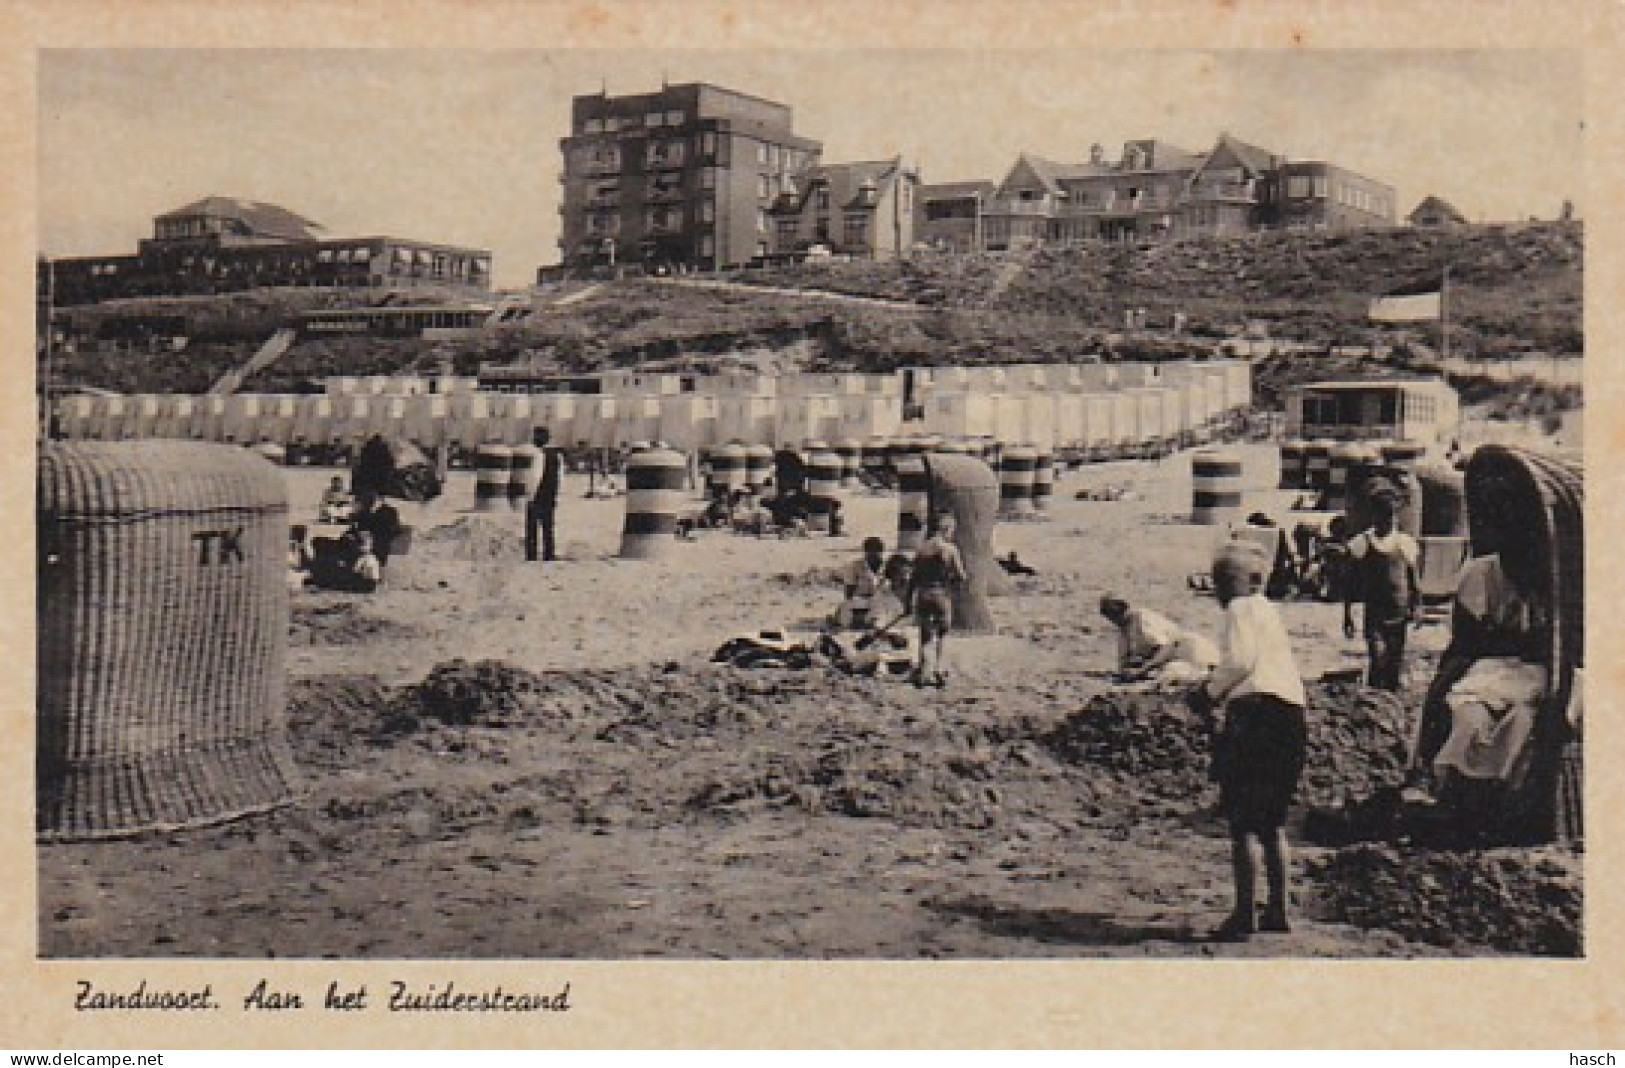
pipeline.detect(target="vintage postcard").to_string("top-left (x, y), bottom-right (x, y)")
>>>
top-left (2, 0), bottom-right (1621, 1050)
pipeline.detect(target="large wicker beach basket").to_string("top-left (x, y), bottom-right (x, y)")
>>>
top-left (37, 441), bottom-right (301, 841)
top-left (1463, 445), bottom-right (1583, 843)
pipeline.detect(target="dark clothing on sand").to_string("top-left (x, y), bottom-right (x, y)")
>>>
top-left (351, 503), bottom-right (402, 565)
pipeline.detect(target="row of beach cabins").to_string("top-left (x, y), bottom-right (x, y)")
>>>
top-left (53, 359), bottom-right (1253, 463)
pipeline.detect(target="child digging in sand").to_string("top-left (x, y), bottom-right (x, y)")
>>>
top-left (1187, 541), bottom-right (1307, 942)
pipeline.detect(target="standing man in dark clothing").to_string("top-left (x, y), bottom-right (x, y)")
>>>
top-left (526, 426), bottom-right (562, 562)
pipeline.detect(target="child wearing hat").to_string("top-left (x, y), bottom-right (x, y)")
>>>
top-left (1187, 540), bottom-right (1308, 941)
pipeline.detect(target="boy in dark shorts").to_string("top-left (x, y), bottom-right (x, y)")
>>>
top-left (905, 512), bottom-right (966, 688)
top-left (1342, 485), bottom-right (1421, 691)
top-left (1187, 541), bottom-right (1308, 941)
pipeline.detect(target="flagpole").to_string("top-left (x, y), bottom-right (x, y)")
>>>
top-left (1440, 263), bottom-right (1451, 366)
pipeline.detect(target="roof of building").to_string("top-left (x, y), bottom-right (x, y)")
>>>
top-left (156, 197), bottom-right (325, 242)
top-left (1002, 153), bottom-right (1109, 195)
top-left (920, 180), bottom-right (998, 200)
top-left (581, 81), bottom-right (792, 113)
top-left (1115, 140), bottom-right (1205, 173)
top-left (773, 158), bottom-right (903, 214)
top-left (1297, 377), bottom-right (1454, 392)
top-left (1196, 133), bottom-right (1280, 178)
top-left (1408, 195), bottom-right (1469, 224)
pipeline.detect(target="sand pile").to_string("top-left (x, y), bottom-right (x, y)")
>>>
top-left (1305, 844), bottom-right (1582, 956)
top-left (324, 658), bottom-right (1083, 831)
top-left (1299, 682), bottom-right (1411, 807)
top-left (284, 654), bottom-right (1415, 834)
top-left (290, 599), bottom-right (424, 646)
top-left (1038, 680), bottom-right (1414, 811)
top-left (286, 674), bottom-right (396, 770)
top-left (420, 514), bottom-right (525, 561)
top-left (1040, 691), bottom-right (1214, 802)
top-left (401, 658), bottom-right (553, 727)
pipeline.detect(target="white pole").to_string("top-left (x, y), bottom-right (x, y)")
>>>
top-left (1440, 264), bottom-right (1451, 365)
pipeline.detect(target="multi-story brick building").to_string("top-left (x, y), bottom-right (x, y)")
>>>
top-left (558, 83), bottom-right (823, 272)
top-left (47, 197), bottom-right (493, 306)
top-left (766, 157), bottom-right (919, 260)
top-left (917, 133), bottom-right (1396, 251)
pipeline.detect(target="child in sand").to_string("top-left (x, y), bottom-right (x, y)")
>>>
top-left (1099, 595), bottom-right (1219, 685)
top-left (1187, 541), bottom-right (1307, 942)
top-left (905, 512), bottom-right (967, 688)
top-left (1342, 485), bottom-right (1421, 692)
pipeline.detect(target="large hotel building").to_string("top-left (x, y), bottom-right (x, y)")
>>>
top-left (557, 82), bottom-right (826, 272)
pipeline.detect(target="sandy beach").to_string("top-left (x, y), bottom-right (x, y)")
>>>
top-left (38, 444), bottom-right (1580, 959)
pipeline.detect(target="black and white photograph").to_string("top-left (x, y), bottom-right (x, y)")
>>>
top-left (9, 0), bottom-right (1619, 1049)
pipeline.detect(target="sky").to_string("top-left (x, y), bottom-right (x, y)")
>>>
top-left (38, 49), bottom-right (1583, 288)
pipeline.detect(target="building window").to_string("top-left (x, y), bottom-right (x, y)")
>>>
top-left (926, 199), bottom-right (975, 221)
top-left (702, 132), bottom-right (717, 157)
top-left (584, 118), bottom-right (603, 134)
top-left (701, 199), bottom-right (715, 223)
top-left (758, 174), bottom-right (772, 199)
top-left (604, 116), bottom-right (621, 133)
top-left (815, 188), bottom-right (830, 210)
top-left (645, 112), bottom-right (663, 128)
top-left (701, 235), bottom-right (714, 258)
top-left (665, 109), bottom-right (684, 126)
top-left (844, 214), bottom-right (868, 245)
top-left (1288, 176), bottom-right (1312, 199)
top-left (701, 168), bottom-right (717, 190)
top-left (775, 219), bottom-right (797, 245)
top-left (756, 142), bottom-right (768, 165)
top-left (1313, 176), bottom-right (1329, 199)
top-left (758, 209), bottom-right (769, 233)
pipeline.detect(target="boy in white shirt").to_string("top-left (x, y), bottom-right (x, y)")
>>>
top-left (1188, 541), bottom-right (1308, 942)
